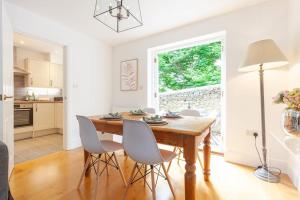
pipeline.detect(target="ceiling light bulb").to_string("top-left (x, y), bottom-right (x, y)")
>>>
top-left (20, 40), bottom-right (25, 45)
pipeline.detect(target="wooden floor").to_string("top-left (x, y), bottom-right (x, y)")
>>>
top-left (10, 148), bottom-right (300, 200)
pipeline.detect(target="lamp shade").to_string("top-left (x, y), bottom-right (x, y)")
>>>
top-left (239, 39), bottom-right (288, 72)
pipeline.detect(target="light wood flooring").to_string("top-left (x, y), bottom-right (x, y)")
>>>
top-left (10, 148), bottom-right (300, 200)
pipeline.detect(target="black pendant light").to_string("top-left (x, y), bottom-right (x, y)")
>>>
top-left (93, 0), bottom-right (143, 33)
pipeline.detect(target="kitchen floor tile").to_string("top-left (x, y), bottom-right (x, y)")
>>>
top-left (14, 134), bottom-right (63, 164)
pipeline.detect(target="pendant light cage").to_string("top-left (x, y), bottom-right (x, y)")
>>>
top-left (94, 0), bottom-right (143, 33)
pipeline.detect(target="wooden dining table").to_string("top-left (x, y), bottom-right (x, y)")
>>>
top-left (87, 112), bottom-right (215, 200)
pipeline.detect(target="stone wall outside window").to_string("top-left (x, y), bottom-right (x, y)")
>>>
top-left (159, 84), bottom-right (221, 134)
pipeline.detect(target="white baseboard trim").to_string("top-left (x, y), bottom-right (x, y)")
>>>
top-left (224, 150), bottom-right (288, 174)
top-left (65, 137), bottom-right (82, 150)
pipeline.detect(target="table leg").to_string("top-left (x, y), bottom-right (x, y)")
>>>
top-left (84, 149), bottom-right (91, 177)
top-left (203, 128), bottom-right (211, 181)
top-left (183, 136), bottom-right (197, 200)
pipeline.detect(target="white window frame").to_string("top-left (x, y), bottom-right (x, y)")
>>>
top-left (147, 31), bottom-right (226, 113)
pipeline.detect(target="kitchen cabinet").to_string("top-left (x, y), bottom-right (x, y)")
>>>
top-left (25, 58), bottom-right (50, 88)
top-left (33, 103), bottom-right (55, 131)
top-left (50, 63), bottom-right (63, 89)
top-left (25, 59), bottom-right (63, 89)
top-left (55, 103), bottom-right (63, 129)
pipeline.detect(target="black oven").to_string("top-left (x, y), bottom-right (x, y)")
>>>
top-left (14, 104), bottom-right (33, 128)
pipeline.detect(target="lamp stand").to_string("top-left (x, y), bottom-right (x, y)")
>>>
top-left (253, 64), bottom-right (280, 183)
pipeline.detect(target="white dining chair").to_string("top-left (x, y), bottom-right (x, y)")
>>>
top-left (142, 107), bottom-right (156, 114)
top-left (180, 109), bottom-right (201, 117)
top-left (167, 109), bottom-right (204, 172)
top-left (76, 115), bottom-right (127, 198)
top-left (123, 119), bottom-right (176, 200)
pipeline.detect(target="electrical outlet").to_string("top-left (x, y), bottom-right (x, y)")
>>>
top-left (246, 130), bottom-right (259, 137)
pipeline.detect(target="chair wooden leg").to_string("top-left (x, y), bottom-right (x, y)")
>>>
top-left (94, 154), bottom-right (101, 200)
top-left (197, 152), bottom-right (204, 170)
top-left (113, 153), bottom-right (127, 187)
top-left (123, 163), bottom-right (138, 199)
top-left (167, 147), bottom-right (177, 172)
top-left (162, 163), bottom-right (176, 198)
top-left (77, 153), bottom-right (91, 189)
top-left (150, 165), bottom-right (156, 200)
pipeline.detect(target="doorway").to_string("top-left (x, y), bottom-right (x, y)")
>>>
top-left (148, 32), bottom-right (226, 152)
top-left (13, 33), bottom-right (65, 163)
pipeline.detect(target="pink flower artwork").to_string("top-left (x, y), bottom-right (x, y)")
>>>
top-left (120, 59), bottom-right (138, 91)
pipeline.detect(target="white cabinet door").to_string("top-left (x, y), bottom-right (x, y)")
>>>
top-left (26, 59), bottom-right (50, 87)
top-left (54, 103), bottom-right (63, 129)
top-left (50, 63), bottom-right (63, 89)
top-left (33, 103), bottom-right (55, 131)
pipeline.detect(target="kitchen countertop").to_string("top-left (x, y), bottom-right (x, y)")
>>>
top-left (14, 100), bottom-right (63, 104)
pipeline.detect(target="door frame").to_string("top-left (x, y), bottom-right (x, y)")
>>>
top-left (147, 31), bottom-right (227, 150)
top-left (12, 31), bottom-right (69, 150)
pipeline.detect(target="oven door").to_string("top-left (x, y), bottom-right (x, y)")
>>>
top-left (14, 108), bottom-right (33, 128)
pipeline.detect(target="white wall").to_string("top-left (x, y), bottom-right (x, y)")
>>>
top-left (288, 0), bottom-right (300, 88)
top-left (287, 0), bottom-right (300, 191)
top-left (112, 0), bottom-right (290, 169)
top-left (5, 2), bottom-right (112, 149)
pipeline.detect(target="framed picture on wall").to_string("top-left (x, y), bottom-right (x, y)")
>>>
top-left (120, 59), bottom-right (138, 91)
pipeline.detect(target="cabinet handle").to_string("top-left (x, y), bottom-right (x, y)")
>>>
top-left (36, 107), bottom-right (37, 112)
top-left (31, 78), bottom-right (33, 85)
top-left (50, 80), bottom-right (53, 87)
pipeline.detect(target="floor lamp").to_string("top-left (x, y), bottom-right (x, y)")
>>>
top-left (239, 39), bottom-right (288, 183)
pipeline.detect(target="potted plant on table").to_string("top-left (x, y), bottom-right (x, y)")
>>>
top-left (273, 88), bottom-right (300, 137)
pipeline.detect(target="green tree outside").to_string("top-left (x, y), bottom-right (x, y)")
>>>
top-left (158, 41), bottom-right (222, 92)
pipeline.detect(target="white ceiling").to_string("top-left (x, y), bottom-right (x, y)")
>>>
top-left (8, 0), bottom-right (270, 46)
top-left (14, 32), bottom-right (63, 55)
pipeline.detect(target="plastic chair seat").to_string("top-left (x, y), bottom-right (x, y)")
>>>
top-left (101, 140), bottom-right (123, 152)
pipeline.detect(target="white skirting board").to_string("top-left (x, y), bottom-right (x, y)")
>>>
top-left (14, 128), bottom-right (62, 141)
top-left (226, 146), bottom-right (300, 191)
top-left (224, 150), bottom-right (288, 174)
